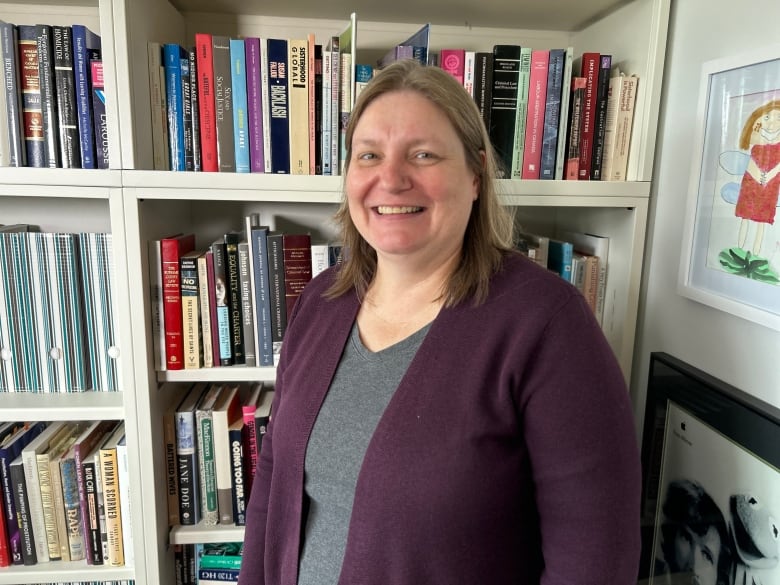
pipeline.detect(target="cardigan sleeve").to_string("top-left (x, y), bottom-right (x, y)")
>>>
top-left (519, 294), bottom-right (642, 585)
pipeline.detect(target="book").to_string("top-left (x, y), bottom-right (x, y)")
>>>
top-left (520, 49), bottom-right (549, 179)
top-left (176, 383), bottom-right (207, 526)
top-left (161, 233), bottom-right (196, 370)
top-left (230, 38), bottom-right (250, 173)
top-left (473, 51), bottom-right (493, 133)
top-left (267, 233), bottom-right (287, 364)
top-left (259, 38), bottom-right (273, 173)
top-left (539, 48), bottom-right (566, 180)
top-left (22, 420), bottom-right (67, 563)
top-left (282, 233), bottom-right (313, 316)
top-left (196, 383), bottom-right (223, 526)
top-left (180, 249), bottom-right (203, 369)
top-left (90, 59), bottom-right (109, 168)
top-left (9, 453), bottom-right (36, 564)
top-left (237, 241), bottom-right (256, 367)
top-left (565, 77), bottom-right (587, 180)
top-left (328, 34), bottom-right (339, 174)
top-left (17, 25), bottom-right (44, 167)
top-left (199, 567), bottom-right (240, 584)
top-left (307, 33), bottom-right (316, 175)
top-left (211, 240), bottom-right (233, 366)
top-left (510, 47), bottom-right (532, 178)
top-left (82, 439), bottom-right (106, 564)
top-left (197, 252), bottom-right (215, 368)
top-left (52, 25), bottom-right (81, 168)
top-left (249, 223), bottom-right (273, 367)
top-left (547, 238), bottom-right (575, 282)
top-left (162, 399), bottom-right (180, 526)
top-left (211, 383), bottom-right (242, 524)
top-left (148, 41), bottom-right (169, 170)
top-left (223, 232), bottom-right (245, 365)
top-left (267, 38), bottom-right (290, 174)
top-left (337, 16), bottom-right (356, 173)
top-left (241, 383), bottom-right (263, 500)
top-left (212, 35), bottom-right (235, 172)
top-left (553, 47), bottom-right (575, 180)
top-left (590, 54), bottom-right (612, 180)
top-left (181, 47), bottom-right (194, 171)
top-left (0, 422), bottom-right (27, 566)
top-left (35, 24), bottom-right (60, 168)
top-left (98, 421), bottom-right (126, 566)
top-left (148, 238), bottom-right (167, 370)
top-left (205, 249), bottom-right (222, 367)
top-left (72, 25), bottom-right (100, 168)
top-left (188, 46), bottom-right (201, 171)
top-left (288, 38), bottom-right (310, 174)
top-left (244, 37), bottom-right (265, 173)
top-left (199, 541), bottom-right (243, 569)
top-left (0, 21), bottom-right (26, 166)
top-left (603, 72), bottom-right (639, 181)
top-left (163, 43), bottom-right (188, 171)
top-left (321, 38), bottom-right (332, 176)
top-left (577, 52), bottom-right (601, 180)
top-left (440, 48), bottom-right (466, 85)
top-left (228, 416), bottom-right (246, 525)
top-left (559, 231), bottom-right (610, 327)
top-left (115, 433), bottom-right (133, 567)
top-left (195, 32), bottom-right (218, 172)
top-left (490, 45), bottom-right (522, 178)
top-left (514, 231), bottom-right (550, 268)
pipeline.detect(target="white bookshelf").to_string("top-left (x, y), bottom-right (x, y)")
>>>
top-left (0, 0), bottom-right (671, 582)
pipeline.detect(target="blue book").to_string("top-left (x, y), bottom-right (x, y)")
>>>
top-left (250, 225), bottom-right (273, 367)
top-left (229, 38), bottom-right (250, 173)
top-left (90, 59), bottom-right (109, 168)
top-left (266, 38), bottom-right (290, 174)
top-left (163, 43), bottom-right (187, 171)
top-left (71, 25), bottom-right (101, 169)
top-left (548, 239), bottom-right (575, 283)
top-left (539, 48), bottom-right (565, 180)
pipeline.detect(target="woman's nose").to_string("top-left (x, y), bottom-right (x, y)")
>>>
top-left (377, 156), bottom-right (411, 192)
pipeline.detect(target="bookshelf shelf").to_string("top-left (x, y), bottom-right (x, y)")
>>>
top-left (0, 0), bottom-right (670, 582)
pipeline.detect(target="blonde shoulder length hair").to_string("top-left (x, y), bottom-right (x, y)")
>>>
top-left (325, 59), bottom-right (515, 307)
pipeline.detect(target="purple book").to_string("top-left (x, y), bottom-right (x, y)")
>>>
top-left (245, 37), bottom-right (265, 172)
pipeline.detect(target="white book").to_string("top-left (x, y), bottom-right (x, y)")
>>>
top-left (310, 243), bottom-right (330, 278)
top-left (463, 50), bottom-right (476, 97)
top-left (211, 384), bottom-right (241, 524)
top-left (116, 433), bottom-right (134, 567)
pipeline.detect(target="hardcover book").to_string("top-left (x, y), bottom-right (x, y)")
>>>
top-left (35, 24), bottom-right (60, 167)
top-left (71, 25), bottom-right (101, 169)
top-left (17, 25), bottom-right (44, 167)
top-left (211, 384), bottom-right (242, 524)
top-left (52, 25), bottom-right (81, 168)
top-left (489, 44), bottom-right (522, 178)
top-left (180, 249), bottom-right (203, 369)
top-left (161, 233), bottom-right (196, 370)
top-left (223, 231), bottom-right (245, 365)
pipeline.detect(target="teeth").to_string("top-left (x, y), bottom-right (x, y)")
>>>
top-left (377, 206), bottom-right (422, 215)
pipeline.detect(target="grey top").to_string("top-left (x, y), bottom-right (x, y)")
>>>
top-left (297, 322), bottom-right (431, 585)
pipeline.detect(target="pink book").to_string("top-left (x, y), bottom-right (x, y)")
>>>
top-left (439, 49), bottom-right (466, 86)
top-left (161, 233), bottom-right (196, 369)
top-left (521, 50), bottom-right (550, 179)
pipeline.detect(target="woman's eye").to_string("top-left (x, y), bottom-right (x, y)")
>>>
top-left (357, 152), bottom-right (377, 160)
top-left (414, 151), bottom-right (434, 160)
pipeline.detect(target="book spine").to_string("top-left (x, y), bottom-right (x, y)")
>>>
top-left (9, 459), bottom-right (36, 565)
top-left (116, 438), bottom-right (133, 567)
top-left (610, 75), bottom-right (638, 181)
top-left (314, 44), bottom-right (323, 174)
top-left (197, 408), bottom-right (218, 526)
top-left (590, 55), bottom-right (612, 180)
top-left (321, 45), bottom-right (332, 175)
top-left (211, 241), bottom-right (233, 365)
top-left (98, 446), bottom-right (124, 566)
top-left (17, 25), bottom-right (44, 167)
top-left (338, 49), bottom-right (351, 173)
top-left (230, 38), bottom-right (250, 173)
top-left (60, 457), bottom-right (85, 561)
top-left (577, 52), bottom-right (600, 180)
top-left (238, 242), bottom-right (256, 366)
top-left (329, 37), bottom-right (339, 174)
top-left (161, 234), bottom-right (195, 370)
top-left (229, 425), bottom-right (246, 525)
top-left (212, 35), bottom-right (235, 172)
top-left (267, 38), bottom-right (290, 173)
top-left (189, 46), bottom-right (201, 171)
top-left (163, 44), bottom-right (186, 171)
top-left (148, 239), bottom-right (167, 370)
top-left (224, 233), bottom-right (245, 365)
top-left (181, 49), bottom-right (194, 171)
top-left (205, 249), bottom-right (222, 367)
top-left (288, 38), bottom-right (309, 174)
top-left (474, 52), bottom-right (493, 134)
top-left (176, 408), bottom-right (200, 526)
top-left (1, 22), bottom-right (26, 166)
top-left (0, 468), bottom-right (8, 566)
top-left (245, 37), bottom-right (265, 172)
top-left (197, 254), bottom-right (214, 368)
top-left (163, 410), bottom-right (180, 526)
top-left (93, 450), bottom-right (109, 563)
top-left (539, 48), bottom-right (565, 180)
top-left (180, 253), bottom-right (202, 369)
top-left (282, 234), bottom-right (312, 316)
top-left (71, 26), bottom-right (99, 169)
top-left (90, 59), bottom-right (109, 168)
top-left (510, 47), bottom-right (532, 178)
top-left (554, 48), bottom-right (574, 180)
top-left (307, 34), bottom-right (316, 174)
top-left (440, 48), bottom-right (465, 85)
top-left (250, 227), bottom-right (273, 367)
top-left (82, 456), bottom-right (103, 564)
top-left (35, 24), bottom-right (60, 167)
top-left (147, 42), bottom-right (168, 170)
top-left (259, 38), bottom-right (272, 173)
top-left (36, 453), bottom-right (61, 559)
top-left (52, 25), bottom-right (81, 168)
top-left (489, 45), bottom-right (521, 178)
top-left (51, 455), bottom-right (72, 561)
top-left (565, 77), bottom-right (587, 180)
top-left (521, 49), bottom-right (549, 179)
top-left (195, 33), bottom-right (218, 171)
top-left (266, 234), bottom-right (287, 364)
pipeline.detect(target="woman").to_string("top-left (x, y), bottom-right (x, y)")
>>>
top-left (240, 59), bottom-right (641, 585)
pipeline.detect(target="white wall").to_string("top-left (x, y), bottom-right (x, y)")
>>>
top-left (631, 0), bottom-right (780, 429)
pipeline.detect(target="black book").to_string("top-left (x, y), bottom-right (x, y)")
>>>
top-left (9, 455), bottom-right (36, 565)
top-left (223, 231), bottom-right (245, 365)
top-left (52, 25), bottom-right (81, 167)
top-left (35, 24), bottom-right (60, 167)
top-left (489, 45), bottom-right (521, 178)
top-left (590, 54), bottom-right (612, 180)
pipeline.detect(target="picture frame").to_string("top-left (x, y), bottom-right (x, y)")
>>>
top-left (638, 352), bottom-right (780, 585)
top-left (678, 46), bottom-right (780, 331)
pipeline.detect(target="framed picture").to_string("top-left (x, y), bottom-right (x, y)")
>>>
top-left (678, 46), bottom-right (780, 331)
top-left (638, 352), bottom-right (780, 585)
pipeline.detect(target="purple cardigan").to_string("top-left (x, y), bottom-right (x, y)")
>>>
top-left (240, 253), bottom-right (641, 585)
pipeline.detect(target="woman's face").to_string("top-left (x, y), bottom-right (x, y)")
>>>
top-left (345, 90), bottom-right (479, 268)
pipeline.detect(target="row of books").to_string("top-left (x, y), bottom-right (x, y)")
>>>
top-left (0, 419), bottom-right (131, 568)
top-left (164, 381), bottom-right (273, 528)
top-left (147, 14), bottom-right (357, 175)
top-left (149, 215), bottom-right (341, 371)
top-left (174, 541), bottom-right (242, 584)
top-left (0, 21), bottom-right (109, 169)
top-left (431, 47), bottom-right (639, 182)
top-left (0, 226), bottom-right (120, 393)
top-left (515, 230), bottom-right (610, 325)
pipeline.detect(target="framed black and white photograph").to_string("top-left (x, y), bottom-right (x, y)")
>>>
top-left (638, 352), bottom-right (780, 585)
top-left (678, 46), bottom-right (780, 331)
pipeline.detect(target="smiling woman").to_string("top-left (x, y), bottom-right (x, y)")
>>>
top-left (239, 59), bottom-right (642, 585)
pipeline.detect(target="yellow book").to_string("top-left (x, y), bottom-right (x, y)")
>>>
top-left (99, 422), bottom-right (126, 566)
top-left (288, 38), bottom-right (310, 175)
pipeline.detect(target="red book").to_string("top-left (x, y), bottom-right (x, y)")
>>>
top-left (521, 50), bottom-right (549, 179)
top-left (195, 32), bottom-right (218, 172)
top-left (161, 233), bottom-right (196, 369)
top-left (577, 52), bottom-right (601, 180)
top-left (241, 383), bottom-right (262, 500)
top-left (440, 49), bottom-right (466, 86)
top-left (0, 491), bottom-right (9, 566)
top-left (282, 233), bottom-right (312, 315)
